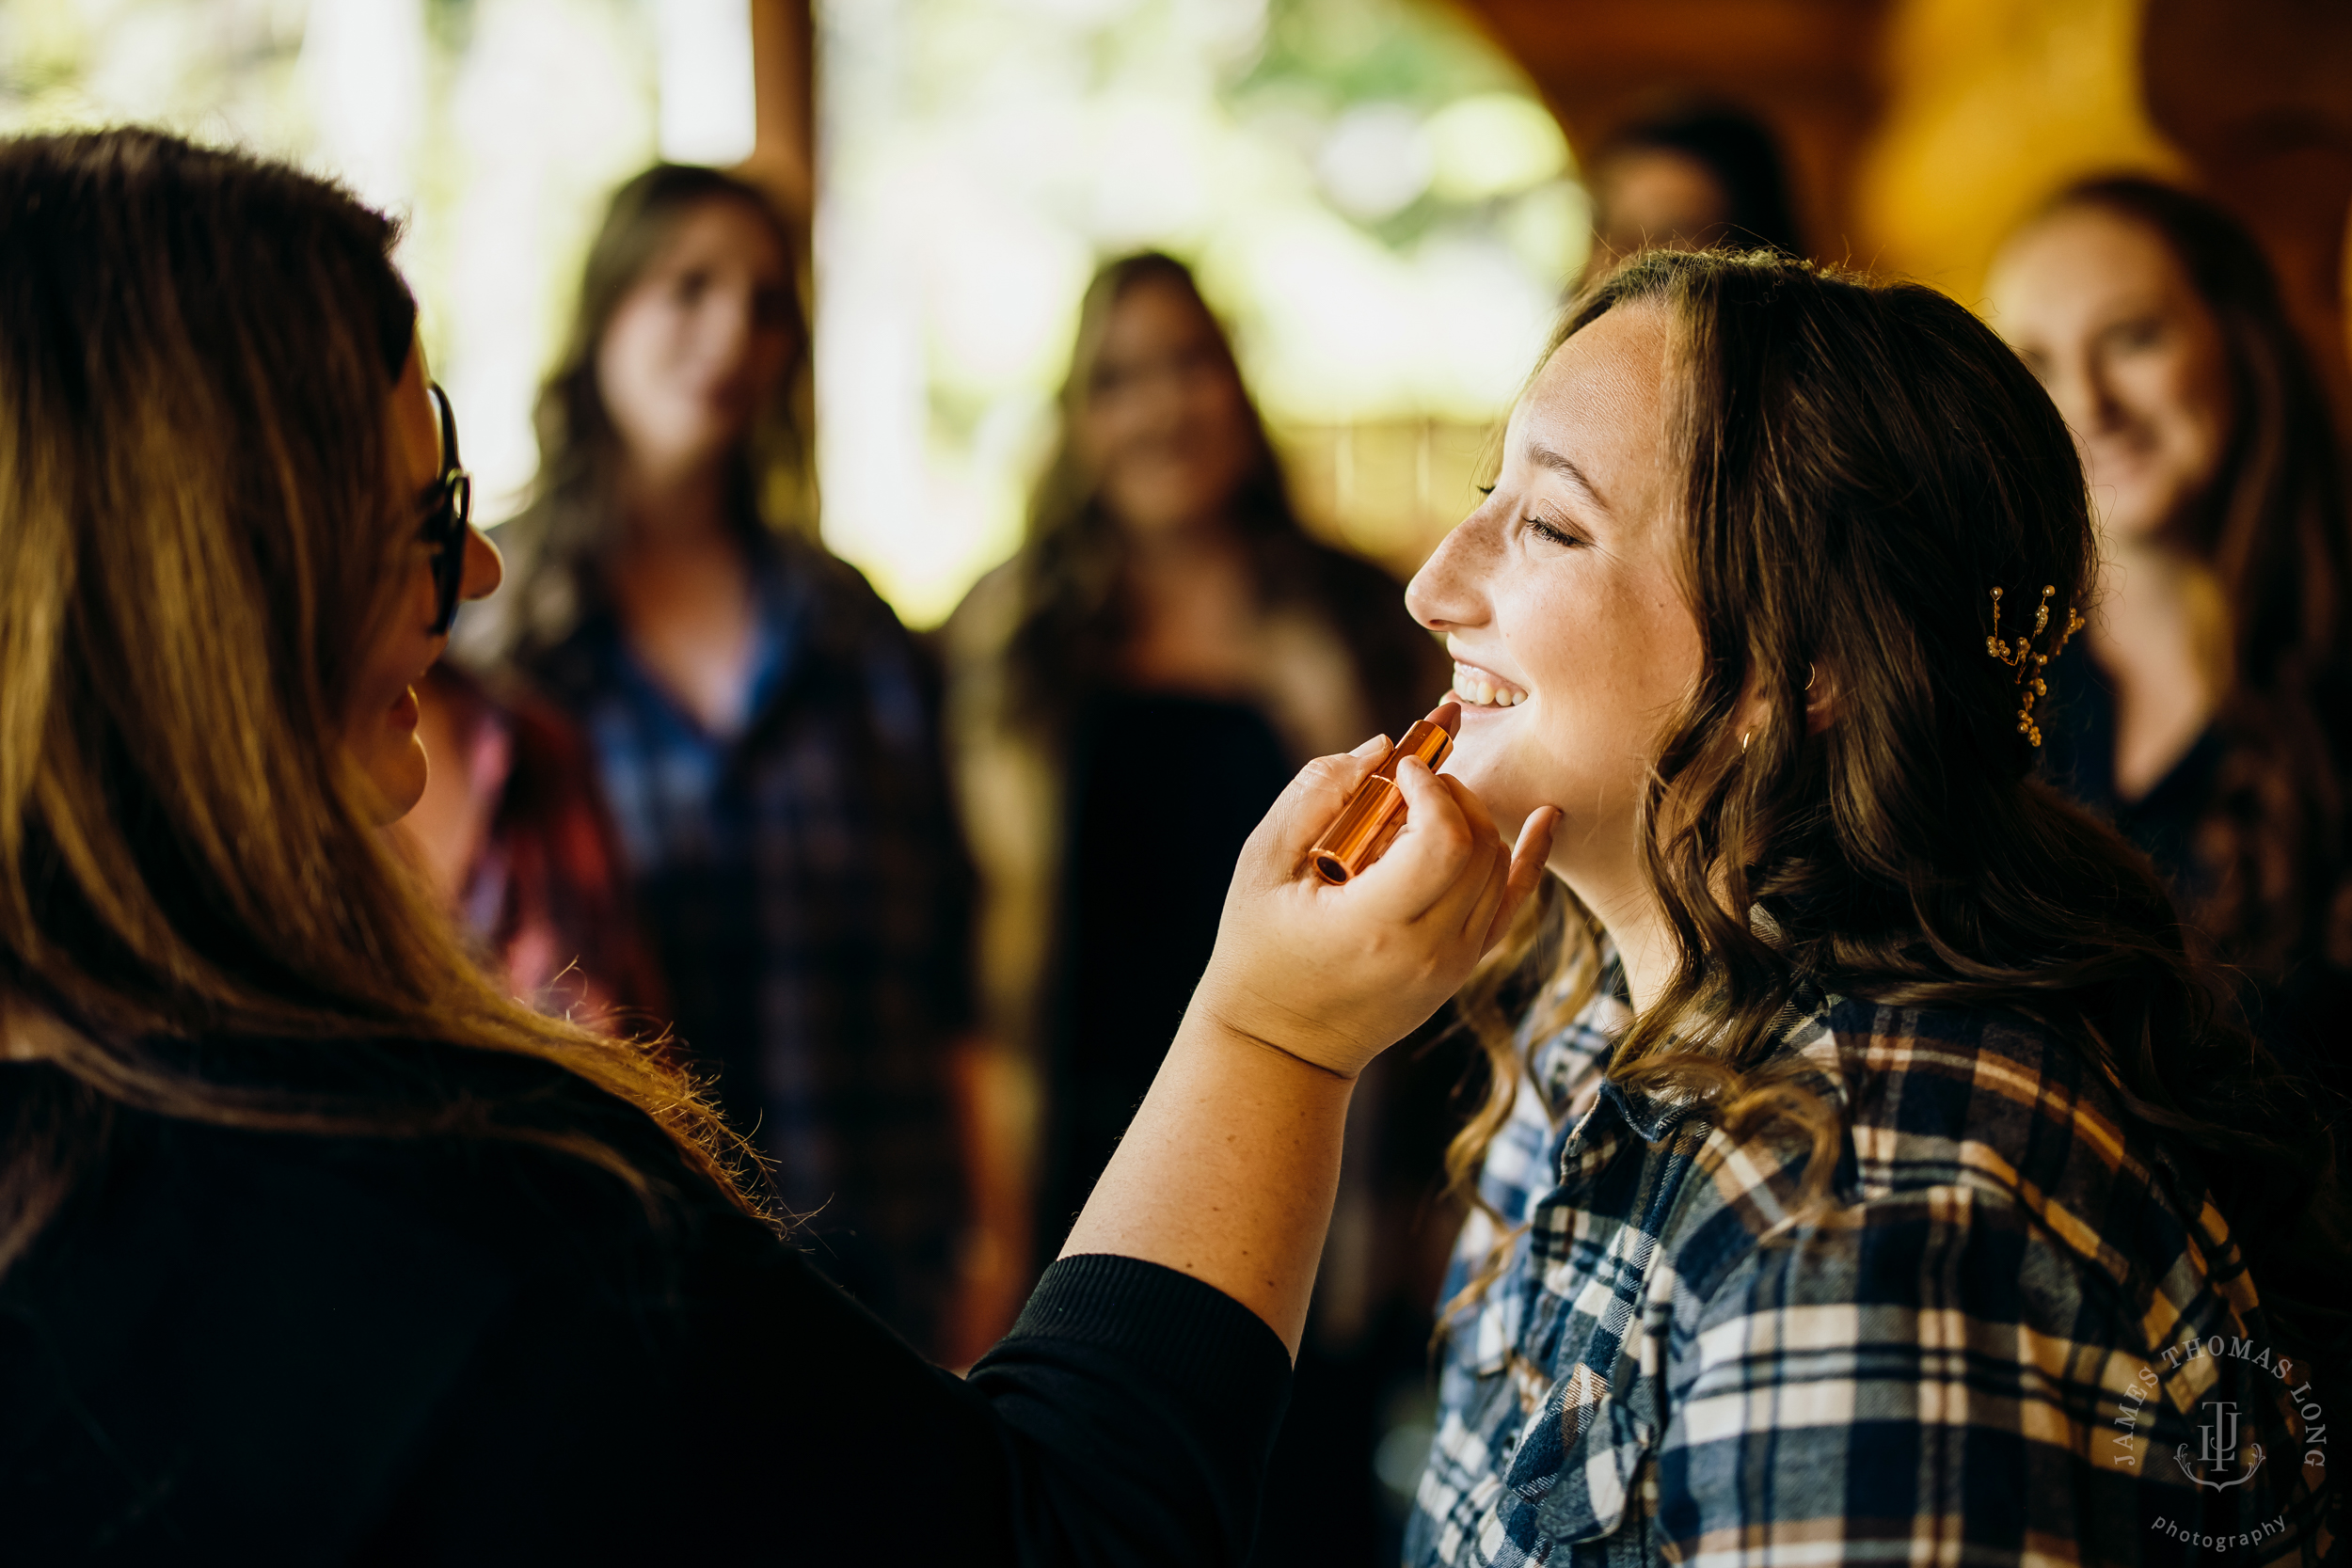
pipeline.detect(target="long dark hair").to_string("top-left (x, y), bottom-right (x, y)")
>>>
top-left (0, 131), bottom-right (764, 1277)
top-left (1442, 248), bottom-right (2345, 1360)
top-left (1002, 251), bottom-right (1431, 736)
top-left (2045, 177), bottom-right (2352, 987)
top-left (491, 163), bottom-right (809, 662)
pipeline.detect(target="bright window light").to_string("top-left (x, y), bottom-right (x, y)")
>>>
top-left (654, 0), bottom-right (757, 166)
top-left (816, 0), bottom-right (1587, 625)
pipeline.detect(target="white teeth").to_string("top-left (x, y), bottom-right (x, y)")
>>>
top-left (1452, 663), bottom-right (1527, 707)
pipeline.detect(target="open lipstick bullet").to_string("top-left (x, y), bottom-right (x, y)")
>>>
top-left (1311, 705), bottom-right (1459, 884)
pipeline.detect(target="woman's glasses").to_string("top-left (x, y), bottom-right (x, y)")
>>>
top-left (421, 382), bottom-right (474, 636)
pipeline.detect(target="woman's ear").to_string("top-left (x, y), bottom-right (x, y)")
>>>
top-left (1732, 665), bottom-right (1836, 750)
top-left (1804, 662), bottom-right (1838, 736)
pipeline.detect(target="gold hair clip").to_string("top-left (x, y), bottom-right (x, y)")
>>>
top-left (1985, 584), bottom-right (2083, 747)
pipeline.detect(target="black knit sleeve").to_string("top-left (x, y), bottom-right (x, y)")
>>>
top-left (970, 1254), bottom-right (1295, 1568)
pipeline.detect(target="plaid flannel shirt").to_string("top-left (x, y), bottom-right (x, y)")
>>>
top-left (1409, 955), bottom-right (2331, 1565)
top-left (526, 531), bottom-right (975, 1357)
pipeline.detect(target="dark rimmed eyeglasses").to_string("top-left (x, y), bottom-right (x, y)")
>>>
top-left (421, 382), bottom-right (474, 636)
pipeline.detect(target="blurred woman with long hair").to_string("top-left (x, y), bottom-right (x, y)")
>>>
top-left (478, 164), bottom-right (999, 1359)
top-left (945, 251), bottom-right (1446, 1269)
top-left (0, 126), bottom-right (1545, 1563)
top-left (943, 251), bottom-right (1452, 1559)
top-left (1989, 177), bottom-right (2352, 1087)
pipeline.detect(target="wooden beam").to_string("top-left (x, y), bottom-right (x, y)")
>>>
top-left (744, 0), bottom-right (813, 222)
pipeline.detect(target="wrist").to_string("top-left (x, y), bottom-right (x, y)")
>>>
top-left (1183, 981), bottom-right (1375, 1084)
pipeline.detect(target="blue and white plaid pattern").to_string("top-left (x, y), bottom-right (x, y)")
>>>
top-left (528, 533), bottom-right (974, 1355)
top-left (1409, 962), bottom-right (2331, 1565)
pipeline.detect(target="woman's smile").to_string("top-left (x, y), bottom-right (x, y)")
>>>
top-left (1448, 652), bottom-right (1530, 708)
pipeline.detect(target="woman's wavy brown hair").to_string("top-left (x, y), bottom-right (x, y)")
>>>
top-left (2039, 178), bottom-right (2352, 987)
top-left (0, 130), bottom-right (765, 1278)
top-left (1441, 248), bottom-right (2347, 1359)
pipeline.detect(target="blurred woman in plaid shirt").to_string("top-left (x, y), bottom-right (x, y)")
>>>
top-left (463, 166), bottom-right (1004, 1365)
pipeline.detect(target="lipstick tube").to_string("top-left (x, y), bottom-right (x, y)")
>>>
top-left (1311, 716), bottom-right (1455, 884)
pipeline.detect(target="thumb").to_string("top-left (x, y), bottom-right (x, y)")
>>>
top-left (1254, 733), bottom-right (1391, 863)
top-left (1484, 806), bottom-right (1559, 950)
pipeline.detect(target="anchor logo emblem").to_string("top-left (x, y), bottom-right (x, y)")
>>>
top-left (2176, 1400), bottom-right (2265, 1491)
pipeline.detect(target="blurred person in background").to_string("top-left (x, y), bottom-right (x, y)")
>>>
top-left (1581, 103), bottom-right (1804, 282)
top-left (472, 164), bottom-right (1013, 1364)
top-left (942, 250), bottom-right (1452, 1563)
top-left (399, 662), bottom-right (666, 1031)
top-left (1987, 176), bottom-right (2352, 1093)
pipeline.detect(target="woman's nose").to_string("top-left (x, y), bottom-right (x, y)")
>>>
top-left (460, 526), bottom-right (504, 603)
top-left (1405, 515), bottom-right (1493, 632)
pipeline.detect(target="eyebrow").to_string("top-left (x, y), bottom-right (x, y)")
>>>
top-left (1526, 441), bottom-right (1611, 514)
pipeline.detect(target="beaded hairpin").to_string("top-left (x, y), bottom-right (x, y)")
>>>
top-left (1985, 584), bottom-right (2084, 747)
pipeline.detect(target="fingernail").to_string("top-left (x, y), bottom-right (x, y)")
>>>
top-left (1352, 734), bottom-right (1388, 758)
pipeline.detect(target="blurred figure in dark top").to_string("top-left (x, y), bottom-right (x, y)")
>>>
top-left (1988, 176), bottom-right (2352, 1096)
top-left (941, 251), bottom-right (1451, 1563)
top-left (465, 164), bottom-right (1007, 1364)
top-left (1583, 103), bottom-right (1804, 278)
top-left (400, 661), bottom-right (666, 1030)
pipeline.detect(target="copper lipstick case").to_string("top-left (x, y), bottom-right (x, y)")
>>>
top-left (1311, 712), bottom-right (1456, 884)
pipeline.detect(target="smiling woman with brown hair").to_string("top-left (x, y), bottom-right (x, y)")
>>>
top-left (0, 129), bottom-right (1551, 1562)
top-left (1389, 248), bottom-right (2347, 1563)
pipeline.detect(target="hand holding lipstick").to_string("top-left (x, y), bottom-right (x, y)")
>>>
top-left (1060, 702), bottom-right (1555, 1354)
top-left (1310, 705), bottom-right (1460, 883)
top-left (1188, 701), bottom-right (1558, 1082)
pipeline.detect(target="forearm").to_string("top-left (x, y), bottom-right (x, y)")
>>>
top-left (1057, 1007), bottom-right (1356, 1358)
top-left (1058, 733), bottom-right (1548, 1360)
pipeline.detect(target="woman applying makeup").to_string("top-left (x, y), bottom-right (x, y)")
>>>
top-left (0, 130), bottom-right (1544, 1562)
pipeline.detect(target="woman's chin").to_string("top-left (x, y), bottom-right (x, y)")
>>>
top-left (358, 734), bottom-right (431, 826)
top-left (1438, 752), bottom-right (1534, 834)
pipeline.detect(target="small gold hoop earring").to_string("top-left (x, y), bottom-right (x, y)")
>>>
top-left (1805, 665), bottom-right (1818, 691)
top-left (1739, 730), bottom-right (1751, 752)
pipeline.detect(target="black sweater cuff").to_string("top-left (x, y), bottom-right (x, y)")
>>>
top-left (1000, 1253), bottom-right (1291, 1410)
top-left (968, 1254), bottom-right (1294, 1566)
